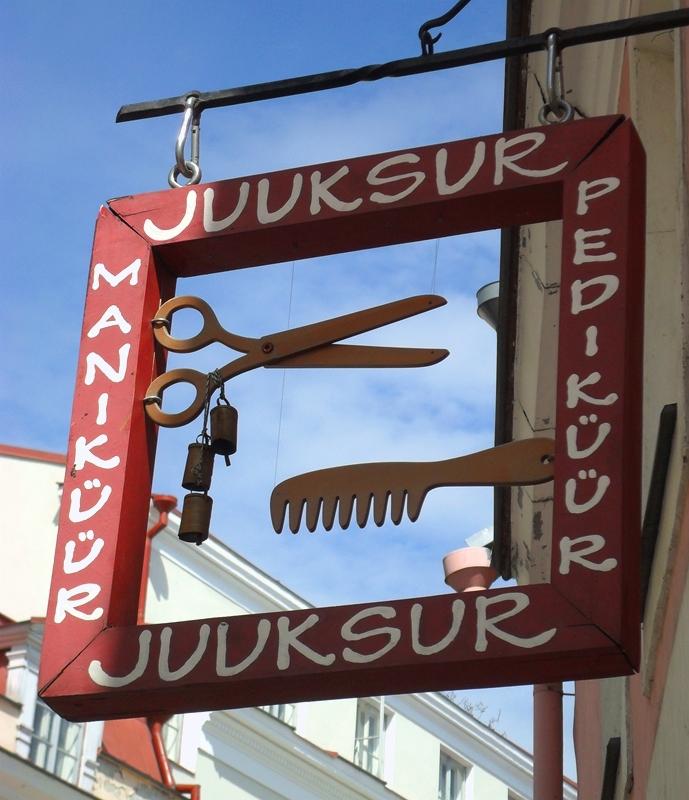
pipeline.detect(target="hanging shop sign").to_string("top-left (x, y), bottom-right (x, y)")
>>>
top-left (39, 114), bottom-right (644, 721)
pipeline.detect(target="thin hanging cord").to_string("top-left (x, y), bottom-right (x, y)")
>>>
top-left (430, 239), bottom-right (440, 294)
top-left (273, 262), bottom-right (296, 486)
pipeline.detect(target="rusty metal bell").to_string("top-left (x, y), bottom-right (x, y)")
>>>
top-left (182, 442), bottom-right (214, 492)
top-left (178, 492), bottom-right (213, 545)
top-left (210, 403), bottom-right (238, 457)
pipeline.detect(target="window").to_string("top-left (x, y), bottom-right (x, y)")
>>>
top-left (162, 714), bottom-right (183, 762)
top-left (438, 752), bottom-right (467, 800)
top-left (260, 703), bottom-right (295, 726)
top-left (29, 700), bottom-right (84, 783)
top-left (354, 700), bottom-right (390, 777)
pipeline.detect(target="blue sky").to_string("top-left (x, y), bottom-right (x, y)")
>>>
top-left (2, 0), bottom-right (575, 775)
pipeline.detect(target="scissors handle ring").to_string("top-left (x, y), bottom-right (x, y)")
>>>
top-left (144, 368), bottom-right (208, 428)
top-left (153, 296), bottom-right (226, 354)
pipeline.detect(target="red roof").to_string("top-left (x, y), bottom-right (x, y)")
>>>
top-left (102, 718), bottom-right (164, 782)
top-left (0, 443), bottom-right (65, 464)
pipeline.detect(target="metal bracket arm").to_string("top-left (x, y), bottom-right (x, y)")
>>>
top-left (117, 8), bottom-right (689, 123)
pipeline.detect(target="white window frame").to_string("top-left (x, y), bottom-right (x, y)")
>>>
top-left (260, 703), bottom-right (296, 726)
top-left (354, 699), bottom-right (392, 779)
top-left (162, 714), bottom-right (184, 762)
top-left (438, 750), bottom-right (468, 800)
top-left (29, 699), bottom-right (84, 783)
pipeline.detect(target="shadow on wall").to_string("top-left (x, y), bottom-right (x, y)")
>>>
top-left (149, 548), bottom-right (171, 603)
top-left (200, 729), bottom-right (286, 800)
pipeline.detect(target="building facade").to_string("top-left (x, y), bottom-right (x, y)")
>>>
top-left (0, 444), bottom-right (573, 800)
top-left (504, 0), bottom-right (689, 796)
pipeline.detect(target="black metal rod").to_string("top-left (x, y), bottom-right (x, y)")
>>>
top-left (640, 403), bottom-right (677, 616)
top-left (419, 0), bottom-right (474, 56)
top-left (600, 737), bottom-right (621, 800)
top-left (117, 8), bottom-right (689, 123)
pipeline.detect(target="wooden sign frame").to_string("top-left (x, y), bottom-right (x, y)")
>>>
top-left (39, 115), bottom-right (644, 721)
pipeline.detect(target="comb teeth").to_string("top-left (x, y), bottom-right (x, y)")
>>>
top-left (372, 491), bottom-right (389, 526)
top-left (322, 496), bottom-right (338, 531)
top-left (390, 490), bottom-right (406, 525)
top-left (338, 495), bottom-right (355, 530)
top-left (271, 487), bottom-right (428, 533)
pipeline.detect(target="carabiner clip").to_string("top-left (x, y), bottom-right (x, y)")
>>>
top-left (538, 31), bottom-right (574, 125)
top-left (169, 93), bottom-right (202, 188)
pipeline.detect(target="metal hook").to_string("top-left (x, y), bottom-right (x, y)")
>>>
top-left (169, 93), bottom-right (202, 188)
top-left (418, 0), bottom-right (473, 56)
top-left (538, 30), bottom-right (573, 124)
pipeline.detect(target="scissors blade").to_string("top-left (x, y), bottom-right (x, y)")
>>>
top-left (260, 295), bottom-right (447, 362)
top-left (265, 344), bottom-right (449, 369)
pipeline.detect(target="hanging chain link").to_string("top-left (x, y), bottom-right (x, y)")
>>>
top-left (538, 31), bottom-right (574, 125)
top-left (197, 370), bottom-right (223, 444)
top-left (169, 93), bottom-right (202, 188)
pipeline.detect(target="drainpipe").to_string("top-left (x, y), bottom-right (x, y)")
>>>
top-left (148, 717), bottom-right (201, 800)
top-left (443, 548), bottom-right (564, 797)
top-left (533, 682), bottom-right (563, 800)
top-left (138, 494), bottom-right (177, 624)
top-left (143, 499), bottom-right (200, 800)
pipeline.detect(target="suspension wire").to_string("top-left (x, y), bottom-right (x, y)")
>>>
top-left (273, 261), bottom-right (296, 486)
top-left (430, 239), bottom-right (440, 294)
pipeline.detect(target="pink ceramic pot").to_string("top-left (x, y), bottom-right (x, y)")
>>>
top-left (443, 546), bottom-right (497, 592)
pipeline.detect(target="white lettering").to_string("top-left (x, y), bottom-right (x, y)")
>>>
top-left (87, 305), bottom-right (132, 338)
top-left (276, 614), bottom-right (335, 669)
top-left (436, 141), bottom-right (485, 195)
top-left (566, 372), bottom-right (618, 409)
top-left (341, 606), bottom-right (401, 664)
top-left (84, 343), bottom-right (131, 385)
top-left (410, 599), bottom-right (465, 656)
top-left (74, 434), bottom-right (121, 471)
top-left (475, 592), bottom-right (556, 652)
top-left (216, 619), bottom-right (271, 677)
top-left (63, 532), bottom-right (105, 574)
top-left (68, 480), bottom-right (112, 523)
top-left (310, 166), bottom-right (363, 214)
top-left (565, 471), bottom-right (611, 514)
top-left (573, 228), bottom-right (617, 264)
top-left (54, 584), bottom-right (103, 623)
top-left (559, 535), bottom-right (618, 574)
top-left (203, 184), bottom-right (250, 232)
top-left (92, 258), bottom-right (141, 290)
top-left (571, 275), bottom-right (619, 315)
top-left (159, 624), bottom-right (210, 681)
top-left (576, 177), bottom-right (620, 215)
top-left (257, 174), bottom-right (303, 223)
top-left (88, 630), bottom-right (152, 687)
top-left (367, 154), bottom-right (425, 204)
top-left (96, 392), bottom-right (109, 425)
top-left (143, 190), bottom-right (197, 241)
top-left (585, 326), bottom-right (599, 357)
top-left (566, 419), bottom-right (611, 459)
top-left (494, 132), bottom-right (567, 186)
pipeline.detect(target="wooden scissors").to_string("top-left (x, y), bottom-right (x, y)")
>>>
top-left (145, 294), bottom-right (449, 428)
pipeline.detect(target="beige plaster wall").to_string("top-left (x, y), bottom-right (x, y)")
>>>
top-left (517, 1), bottom-right (689, 798)
top-left (646, 567), bottom-right (689, 797)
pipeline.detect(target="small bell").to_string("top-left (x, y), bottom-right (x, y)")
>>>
top-left (182, 442), bottom-right (214, 492)
top-left (210, 403), bottom-right (238, 458)
top-left (178, 492), bottom-right (213, 545)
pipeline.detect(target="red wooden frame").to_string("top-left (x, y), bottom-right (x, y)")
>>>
top-left (39, 115), bottom-right (644, 721)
